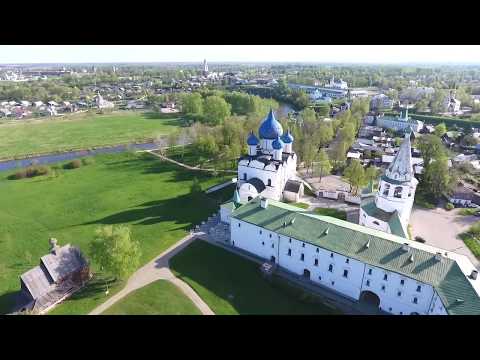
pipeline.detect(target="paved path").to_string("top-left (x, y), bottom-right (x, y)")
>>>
top-left (89, 234), bottom-right (214, 315)
top-left (146, 150), bottom-right (237, 174)
top-left (410, 206), bottom-right (480, 268)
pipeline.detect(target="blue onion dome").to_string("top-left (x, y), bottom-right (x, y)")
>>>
top-left (272, 136), bottom-right (284, 150)
top-left (281, 129), bottom-right (294, 144)
top-left (258, 109), bottom-right (283, 140)
top-left (247, 130), bottom-right (259, 146)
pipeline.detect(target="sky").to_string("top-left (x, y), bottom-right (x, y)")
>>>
top-left (1, 45), bottom-right (480, 65)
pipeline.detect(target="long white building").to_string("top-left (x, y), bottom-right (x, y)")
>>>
top-left (220, 196), bottom-right (480, 315)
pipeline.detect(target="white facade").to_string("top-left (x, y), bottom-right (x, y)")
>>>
top-left (237, 111), bottom-right (298, 202)
top-left (230, 216), bottom-right (448, 315)
top-left (359, 134), bottom-right (418, 237)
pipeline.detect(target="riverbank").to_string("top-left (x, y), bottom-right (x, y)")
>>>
top-left (0, 111), bottom-right (181, 161)
top-left (0, 141), bottom-right (159, 172)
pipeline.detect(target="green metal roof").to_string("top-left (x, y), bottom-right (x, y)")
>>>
top-left (230, 197), bottom-right (480, 315)
top-left (361, 197), bottom-right (396, 222)
top-left (388, 212), bottom-right (407, 238)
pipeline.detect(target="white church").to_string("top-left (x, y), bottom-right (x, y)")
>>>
top-left (218, 110), bottom-right (480, 315)
top-left (359, 132), bottom-right (417, 239)
top-left (237, 109), bottom-right (304, 203)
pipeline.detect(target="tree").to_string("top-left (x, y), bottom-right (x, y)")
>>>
top-left (203, 95), bottom-right (231, 125)
top-left (300, 108), bottom-right (317, 123)
top-left (314, 149), bottom-right (332, 181)
top-left (415, 98), bottom-right (429, 112)
top-left (365, 165), bottom-right (380, 184)
top-left (190, 177), bottom-right (202, 194)
top-left (416, 134), bottom-right (446, 166)
top-left (423, 156), bottom-right (452, 199)
top-left (181, 92), bottom-right (203, 115)
top-left (302, 139), bottom-right (317, 175)
top-left (430, 89), bottom-right (448, 114)
top-left (330, 140), bottom-right (348, 170)
top-left (343, 159), bottom-right (367, 195)
top-left (89, 225), bottom-right (141, 281)
top-left (339, 123), bottom-right (356, 146)
top-left (434, 123), bottom-right (447, 137)
top-left (316, 121), bottom-right (334, 147)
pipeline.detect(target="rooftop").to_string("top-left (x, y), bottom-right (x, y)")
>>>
top-left (230, 197), bottom-right (480, 315)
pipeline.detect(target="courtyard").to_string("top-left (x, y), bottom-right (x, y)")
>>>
top-left (410, 206), bottom-right (480, 268)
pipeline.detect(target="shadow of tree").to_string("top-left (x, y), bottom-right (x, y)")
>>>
top-left (0, 291), bottom-right (20, 314)
top-left (65, 274), bottom-right (119, 301)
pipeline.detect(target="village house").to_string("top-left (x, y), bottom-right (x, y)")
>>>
top-left (17, 238), bottom-right (90, 314)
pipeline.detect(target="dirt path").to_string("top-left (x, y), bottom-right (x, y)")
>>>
top-left (145, 150), bottom-right (237, 174)
top-left (89, 234), bottom-right (214, 315)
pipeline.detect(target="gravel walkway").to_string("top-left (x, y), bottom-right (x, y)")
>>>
top-left (89, 234), bottom-right (214, 315)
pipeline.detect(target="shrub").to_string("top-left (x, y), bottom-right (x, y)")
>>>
top-left (9, 165), bottom-right (50, 180)
top-left (415, 236), bottom-right (426, 243)
top-left (64, 159), bottom-right (82, 169)
top-left (8, 169), bottom-right (27, 180)
top-left (81, 157), bottom-right (95, 166)
top-left (445, 202), bottom-right (455, 210)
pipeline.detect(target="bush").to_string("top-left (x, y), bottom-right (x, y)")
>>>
top-left (8, 165), bottom-right (50, 180)
top-left (445, 202), bottom-right (455, 210)
top-left (414, 236), bottom-right (426, 243)
top-left (81, 157), bottom-right (95, 166)
top-left (63, 159), bottom-right (82, 169)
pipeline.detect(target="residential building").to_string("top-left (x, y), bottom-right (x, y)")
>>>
top-left (375, 108), bottom-right (424, 133)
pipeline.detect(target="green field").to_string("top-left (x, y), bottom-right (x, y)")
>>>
top-left (0, 151), bottom-right (229, 314)
top-left (313, 207), bottom-right (347, 220)
top-left (170, 240), bottom-right (340, 315)
top-left (101, 280), bottom-right (201, 315)
top-left (0, 111), bottom-right (181, 160)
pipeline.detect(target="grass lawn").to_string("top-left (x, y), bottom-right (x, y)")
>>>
top-left (0, 111), bottom-right (181, 160)
top-left (313, 207), bottom-right (347, 220)
top-left (101, 280), bottom-right (201, 315)
top-left (170, 240), bottom-right (341, 315)
top-left (165, 145), bottom-right (237, 171)
top-left (290, 202), bottom-right (310, 209)
top-left (460, 221), bottom-right (480, 259)
top-left (0, 151), bottom-right (228, 314)
top-left (459, 208), bottom-right (479, 216)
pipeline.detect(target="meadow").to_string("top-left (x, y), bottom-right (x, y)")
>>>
top-left (0, 111), bottom-right (181, 160)
top-left (0, 151), bottom-right (230, 314)
top-left (101, 280), bottom-right (202, 315)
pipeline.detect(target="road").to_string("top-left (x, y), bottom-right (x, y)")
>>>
top-left (410, 206), bottom-right (479, 268)
top-left (89, 234), bottom-right (214, 315)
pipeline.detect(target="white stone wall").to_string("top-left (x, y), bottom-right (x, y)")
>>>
top-left (220, 206), bottom-right (232, 224)
top-left (375, 178), bottom-right (417, 225)
top-left (360, 264), bottom-right (435, 315)
top-left (427, 290), bottom-right (449, 315)
top-left (359, 209), bottom-right (391, 233)
top-left (229, 216), bottom-right (447, 315)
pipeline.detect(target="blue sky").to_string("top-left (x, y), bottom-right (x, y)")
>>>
top-left (1, 45), bottom-right (480, 64)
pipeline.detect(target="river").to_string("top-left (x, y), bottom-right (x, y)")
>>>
top-left (0, 142), bottom-right (158, 172)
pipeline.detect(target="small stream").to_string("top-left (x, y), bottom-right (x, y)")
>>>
top-left (0, 142), bottom-right (158, 172)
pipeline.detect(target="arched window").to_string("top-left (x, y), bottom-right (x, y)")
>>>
top-left (373, 221), bottom-right (380, 226)
top-left (243, 173), bottom-right (247, 180)
top-left (382, 183), bottom-right (390, 196)
top-left (394, 186), bottom-right (403, 198)
top-left (267, 179), bottom-right (272, 186)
